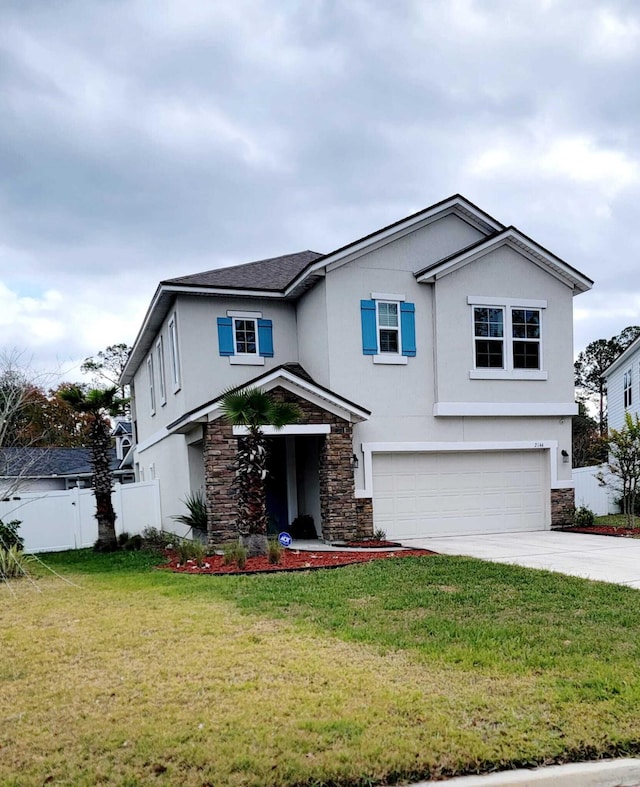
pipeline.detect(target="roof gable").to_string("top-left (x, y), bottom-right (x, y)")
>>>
top-left (415, 227), bottom-right (593, 294)
top-left (165, 363), bottom-right (370, 436)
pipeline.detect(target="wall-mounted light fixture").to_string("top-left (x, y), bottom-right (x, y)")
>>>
top-left (561, 449), bottom-right (569, 464)
top-left (352, 453), bottom-right (359, 469)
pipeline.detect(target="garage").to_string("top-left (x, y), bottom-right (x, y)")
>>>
top-left (372, 450), bottom-right (549, 539)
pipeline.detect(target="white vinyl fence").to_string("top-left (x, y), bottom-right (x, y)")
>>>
top-left (572, 465), bottom-right (619, 516)
top-left (0, 480), bottom-right (162, 553)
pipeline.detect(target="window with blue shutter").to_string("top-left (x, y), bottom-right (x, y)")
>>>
top-left (217, 317), bottom-right (234, 356)
top-left (400, 302), bottom-right (416, 357)
top-left (218, 314), bottom-right (274, 359)
top-left (257, 319), bottom-right (274, 357)
top-left (360, 300), bottom-right (378, 355)
top-left (361, 298), bottom-right (416, 360)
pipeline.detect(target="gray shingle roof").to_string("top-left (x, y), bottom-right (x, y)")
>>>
top-left (0, 447), bottom-right (121, 478)
top-left (162, 250), bottom-right (324, 292)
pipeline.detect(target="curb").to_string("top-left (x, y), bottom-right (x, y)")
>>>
top-left (412, 758), bottom-right (640, 786)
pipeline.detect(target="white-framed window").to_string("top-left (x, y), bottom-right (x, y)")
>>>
top-left (217, 310), bottom-right (272, 365)
top-left (376, 301), bottom-right (401, 354)
top-left (360, 293), bottom-right (415, 365)
top-left (168, 313), bottom-right (181, 391)
top-left (147, 355), bottom-right (156, 415)
top-left (156, 336), bottom-right (166, 405)
top-left (233, 317), bottom-right (258, 355)
top-left (624, 368), bottom-right (633, 409)
top-left (468, 296), bottom-right (547, 380)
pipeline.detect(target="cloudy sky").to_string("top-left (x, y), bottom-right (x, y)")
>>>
top-left (2, 0), bottom-right (640, 379)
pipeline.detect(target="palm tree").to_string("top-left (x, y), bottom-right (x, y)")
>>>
top-left (58, 386), bottom-right (128, 551)
top-left (219, 387), bottom-right (301, 556)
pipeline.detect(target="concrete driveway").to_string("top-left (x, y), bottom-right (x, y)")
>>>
top-left (399, 530), bottom-right (640, 588)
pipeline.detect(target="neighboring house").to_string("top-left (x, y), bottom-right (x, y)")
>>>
top-left (0, 446), bottom-right (135, 495)
top-left (0, 420), bottom-right (136, 496)
top-left (121, 194), bottom-right (593, 543)
top-left (603, 336), bottom-right (640, 433)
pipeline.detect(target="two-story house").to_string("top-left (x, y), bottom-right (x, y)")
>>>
top-left (121, 195), bottom-right (593, 544)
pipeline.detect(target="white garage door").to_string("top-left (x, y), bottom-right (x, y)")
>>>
top-left (373, 450), bottom-right (548, 539)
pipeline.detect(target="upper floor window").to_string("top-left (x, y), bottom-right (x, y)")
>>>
top-left (377, 301), bottom-right (400, 353)
top-left (168, 313), bottom-right (181, 392)
top-left (360, 294), bottom-right (416, 365)
top-left (147, 355), bottom-right (156, 415)
top-left (624, 368), bottom-right (633, 409)
top-left (156, 336), bottom-right (166, 406)
top-left (468, 296), bottom-right (547, 380)
top-left (217, 311), bottom-right (273, 365)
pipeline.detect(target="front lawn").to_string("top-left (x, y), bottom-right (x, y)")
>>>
top-left (1, 549), bottom-right (639, 786)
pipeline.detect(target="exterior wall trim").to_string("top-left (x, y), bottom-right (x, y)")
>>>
top-left (232, 424), bottom-right (331, 436)
top-left (433, 402), bottom-right (578, 416)
top-left (355, 440), bottom-right (570, 499)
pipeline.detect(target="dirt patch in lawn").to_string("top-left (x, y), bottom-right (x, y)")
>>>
top-left (564, 525), bottom-right (640, 538)
top-left (161, 547), bottom-right (433, 575)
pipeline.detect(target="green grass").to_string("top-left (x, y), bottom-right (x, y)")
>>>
top-left (1, 549), bottom-right (640, 786)
top-left (594, 513), bottom-right (640, 529)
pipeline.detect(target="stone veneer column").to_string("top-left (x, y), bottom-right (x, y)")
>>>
top-left (550, 488), bottom-right (575, 528)
top-left (318, 421), bottom-right (360, 542)
top-left (204, 420), bottom-right (238, 545)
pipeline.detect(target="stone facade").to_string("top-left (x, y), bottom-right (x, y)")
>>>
top-left (204, 386), bottom-right (373, 545)
top-left (550, 487), bottom-right (575, 528)
top-left (204, 419), bottom-right (239, 545)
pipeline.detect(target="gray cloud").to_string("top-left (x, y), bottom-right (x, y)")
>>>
top-left (2, 0), bottom-right (640, 373)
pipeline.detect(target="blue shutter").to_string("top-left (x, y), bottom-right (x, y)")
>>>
top-left (400, 302), bottom-right (416, 357)
top-left (257, 319), bottom-right (274, 357)
top-left (360, 300), bottom-right (378, 355)
top-left (217, 317), bottom-right (234, 356)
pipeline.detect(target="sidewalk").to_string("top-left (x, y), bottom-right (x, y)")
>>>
top-left (412, 758), bottom-right (640, 786)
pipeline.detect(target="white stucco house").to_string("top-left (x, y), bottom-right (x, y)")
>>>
top-left (121, 195), bottom-right (593, 544)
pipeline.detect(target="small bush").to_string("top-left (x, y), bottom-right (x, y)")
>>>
top-left (0, 545), bottom-right (31, 580)
top-left (177, 539), bottom-right (206, 566)
top-left (141, 527), bottom-right (173, 549)
top-left (373, 528), bottom-right (387, 542)
top-left (574, 506), bottom-right (595, 528)
top-left (124, 534), bottom-right (143, 551)
top-left (171, 492), bottom-right (208, 537)
top-left (267, 538), bottom-right (282, 565)
top-left (223, 541), bottom-right (247, 569)
top-left (0, 519), bottom-right (24, 551)
top-left (118, 532), bottom-right (130, 547)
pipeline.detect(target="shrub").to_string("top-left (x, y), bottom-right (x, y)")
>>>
top-left (223, 541), bottom-right (247, 570)
top-left (171, 492), bottom-right (208, 538)
top-left (0, 545), bottom-right (31, 580)
top-left (574, 506), bottom-right (595, 528)
top-left (117, 532), bottom-right (130, 547)
top-left (0, 519), bottom-right (24, 551)
top-left (124, 534), bottom-right (143, 551)
top-left (373, 528), bottom-right (387, 542)
top-left (267, 538), bottom-right (282, 565)
top-left (141, 527), bottom-right (173, 549)
top-left (177, 539), bottom-right (206, 567)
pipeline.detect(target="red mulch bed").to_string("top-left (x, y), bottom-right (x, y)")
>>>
top-left (564, 525), bottom-right (640, 538)
top-left (161, 547), bottom-right (433, 575)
